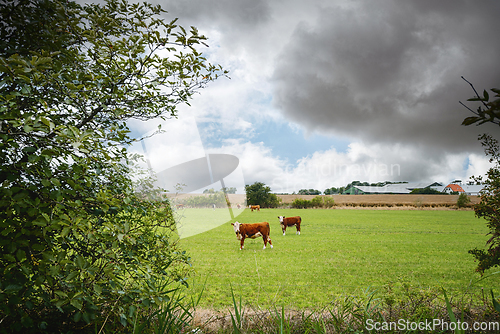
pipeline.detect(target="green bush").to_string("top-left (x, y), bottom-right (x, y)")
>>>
top-left (291, 198), bottom-right (312, 209)
top-left (291, 196), bottom-right (335, 209)
top-left (456, 193), bottom-right (471, 208)
top-left (311, 196), bottom-right (324, 207)
top-left (0, 0), bottom-right (225, 331)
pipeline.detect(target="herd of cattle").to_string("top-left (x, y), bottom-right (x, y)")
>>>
top-left (230, 206), bottom-right (302, 250)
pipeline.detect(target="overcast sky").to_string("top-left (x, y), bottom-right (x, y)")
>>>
top-left (129, 0), bottom-right (500, 194)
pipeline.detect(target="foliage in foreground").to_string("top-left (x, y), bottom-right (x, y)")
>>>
top-left (0, 0), bottom-right (225, 332)
top-left (468, 134), bottom-right (500, 274)
top-left (460, 79), bottom-right (500, 274)
top-left (192, 283), bottom-right (500, 334)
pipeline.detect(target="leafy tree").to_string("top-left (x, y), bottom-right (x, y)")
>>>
top-left (0, 0), bottom-right (226, 332)
top-left (460, 79), bottom-right (500, 274)
top-left (298, 188), bottom-right (321, 195)
top-left (203, 187), bottom-right (236, 194)
top-left (409, 187), bottom-right (443, 195)
top-left (245, 182), bottom-right (280, 208)
top-left (460, 77), bottom-right (500, 127)
top-left (324, 187), bottom-right (337, 195)
top-left (324, 186), bottom-right (346, 194)
top-left (223, 186), bottom-right (237, 194)
top-left (468, 134), bottom-right (500, 273)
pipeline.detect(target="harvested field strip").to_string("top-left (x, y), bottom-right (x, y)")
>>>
top-left (279, 194), bottom-right (480, 207)
top-left (168, 194), bottom-right (479, 209)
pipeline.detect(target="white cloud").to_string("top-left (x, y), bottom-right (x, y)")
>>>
top-left (125, 0), bottom-right (499, 195)
top-left (206, 139), bottom-right (493, 193)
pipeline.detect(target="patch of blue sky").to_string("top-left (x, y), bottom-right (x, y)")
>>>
top-left (462, 156), bottom-right (470, 172)
top-left (197, 117), bottom-right (351, 166)
top-left (255, 123), bottom-right (351, 165)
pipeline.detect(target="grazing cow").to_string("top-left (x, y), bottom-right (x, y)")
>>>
top-left (250, 205), bottom-right (260, 212)
top-left (176, 204), bottom-right (184, 209)
top-left (231, 221), bottom-right (273, 250)
top-left (278, 216), bottom-right (301, 235)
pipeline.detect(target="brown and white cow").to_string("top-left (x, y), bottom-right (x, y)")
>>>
top-left (231, 221), bottom-right (273, 250)
top-left (278, 216), bottom-right (301, 236)
top-left (249, 205), bottom-right (260, 212)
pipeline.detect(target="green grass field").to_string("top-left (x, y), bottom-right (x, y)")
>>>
top-left (179, 208), bottom-right (495, 309)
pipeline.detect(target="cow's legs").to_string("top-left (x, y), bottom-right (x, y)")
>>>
top-left (240, 238), bottom-right (245, 250)
top-left (262, 236), bottom-right (273, 249)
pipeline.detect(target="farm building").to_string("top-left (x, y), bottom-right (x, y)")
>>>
top-left (443, 183), bottom-right (484, 196)
top-left (343, 182), bottom-right (443, 195)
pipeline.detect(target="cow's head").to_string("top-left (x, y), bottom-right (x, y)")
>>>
top-left (278, 216), bottom-right (285, 223)
top-left (231, 221), bottom-right (242, 240)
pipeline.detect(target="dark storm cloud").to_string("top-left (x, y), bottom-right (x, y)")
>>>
top-left (272, 0), bottom-right (500, 154)
top-left (150, 0), bottom-right (272, 31)
top-left (120, 0), bottom-right (500, 184)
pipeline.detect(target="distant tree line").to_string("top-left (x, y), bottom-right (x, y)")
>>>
top-left (203, 187), bottom-right (237, 194)
top-left (298, 189), bottom-right (322, 195)
top-left (324, 181), bottom-right (410, 195)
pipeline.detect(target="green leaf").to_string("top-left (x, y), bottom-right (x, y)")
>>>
top-left (70, 298), bottom-right (83, 310)
top-left (94, 284), bottom-right (102, 295)
top-left (16, 249), bottom-right (26, 262)
top-left (54, 290), bottom-right (68, 298)
top-left (75, 256), bottom-right (85, 269)
top-left (484, 89), bottom-right (490, 101)
top-left (74, 311), bottom-right (82, 322)
top-left (50, 178), bottom-right (61, 186)
top-left (491, 290), bottom-right (500, 313)
top-left (61, 226), bottom-right (71, 238)
top-left (5, 284), bottom-right (22, 293)
top-left (3, 254), bottom-right (16, 262)
top-left (23, 124), bottom-right (33, 133)
top-left (461, 117), bottom-right (479, 126)
top-left (66, 271), bottom-right (79, 281)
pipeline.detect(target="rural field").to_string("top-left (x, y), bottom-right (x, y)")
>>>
top-left (179, 208), bottom-right (493, 310)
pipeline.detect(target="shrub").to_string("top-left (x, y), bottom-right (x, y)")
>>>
top-left (457, 192), bottom-right (471, 208)
top-left (291, 196), bottom-right (335, 209)
top-left (0, 0), bottom-right (224, 331)
top-left (291, 198), bottom-right (312, 209)
top-left (310, 196), bottom-right (324, 207)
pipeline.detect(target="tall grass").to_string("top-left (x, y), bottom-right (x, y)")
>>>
top-left (190, 284), bottom-right (500, 333)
